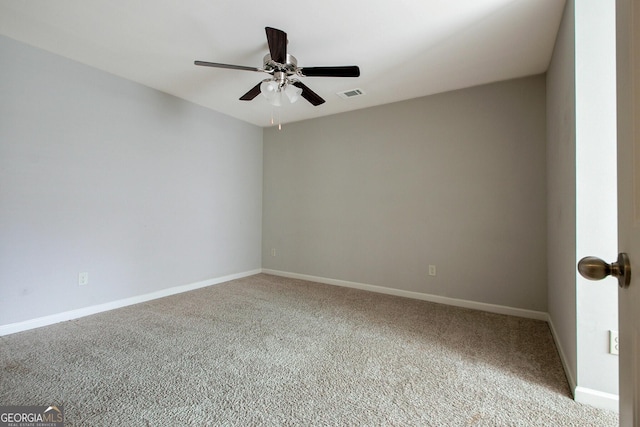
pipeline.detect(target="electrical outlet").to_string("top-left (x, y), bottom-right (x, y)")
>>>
top-left (609, 330), bottom-right (619, 355)
top-left (428, 265), bottom-right (437, 276)
top-left (271, 248), bottom-right (277, 257)
top-left (78, 272), bottom-right (89, 286)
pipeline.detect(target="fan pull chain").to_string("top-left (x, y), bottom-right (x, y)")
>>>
top-left (269, 108), bottom-right (283, 130)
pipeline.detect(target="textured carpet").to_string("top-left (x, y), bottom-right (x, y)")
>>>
top-left (0, 274), bottom-right (618, 426)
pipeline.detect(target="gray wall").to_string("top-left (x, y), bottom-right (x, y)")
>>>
top-left (546, 0), bottom-right (577, 389)
top-left (0, 36), bottom-right (263, 325)
top-left (263, 76), bottom-right (547, 311)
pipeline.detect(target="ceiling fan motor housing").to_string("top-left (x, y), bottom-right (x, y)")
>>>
top-left (263, 54), bottom-right (298, 75)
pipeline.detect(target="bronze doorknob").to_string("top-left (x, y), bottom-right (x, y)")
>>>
top-left (578, 253), bottom-right (631, 288)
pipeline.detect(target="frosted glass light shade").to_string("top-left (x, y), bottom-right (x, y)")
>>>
top-left (284, 84), bottom-right (303, 103)
top-left (260, 81), bottom-right (281, 106)
top-left (260, 80), bottom-right (301, 106)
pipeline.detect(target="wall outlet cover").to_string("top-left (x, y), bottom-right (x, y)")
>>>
top-left (78, 272), bottom-right (89, 286)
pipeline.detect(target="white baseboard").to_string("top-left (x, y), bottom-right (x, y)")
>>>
top-left (547, 317), bottom-right (578, 394)
top-left (261, 269), bottom-right (549, 321)
top-left (0, 269), bottom-right (261, 337)
top-left (547, 319), bottom-right (619, 413)
top-left (575, 387), bottom-right (619, 412)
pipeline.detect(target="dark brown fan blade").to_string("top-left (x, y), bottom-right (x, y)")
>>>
top-left (194, 61), bottom-right (262, 72)
top-left (292, 81), bottom-right (325, 106)
top-left (299, 66), bottom-right (360, 77)
top-left (239, 82), bottom-right (262, 101)
top-left (265, 27), bottom-right (287, 64)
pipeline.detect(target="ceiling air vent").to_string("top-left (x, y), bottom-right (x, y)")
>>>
top-left (337, 88), bottom-right (366, 99)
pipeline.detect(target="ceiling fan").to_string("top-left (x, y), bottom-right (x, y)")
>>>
top-left (194, 27), bottom-right (360, 107)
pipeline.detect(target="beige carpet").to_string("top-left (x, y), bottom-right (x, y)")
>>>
top-left (0, 274), bottom-right (618, 426)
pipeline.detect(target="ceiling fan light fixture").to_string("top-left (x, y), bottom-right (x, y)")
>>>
top-left (195, 27), bottom-right (360, 108)
top-left (260, 80), bottom-right (277, 96)
top-left (284, 84), bottom-right (303, 103)
top-left (260, 80), bottom-right (302, 106)
top-left (270, 92), bottom-right (283, 107)
top-left (260, 80), bottom-right (281, 106)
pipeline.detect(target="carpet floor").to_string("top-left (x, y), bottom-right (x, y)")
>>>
top-left (0, 273), bottom-right (618, 426)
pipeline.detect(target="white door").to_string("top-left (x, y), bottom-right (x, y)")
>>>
top-left (616, 0), bottom-right (640, 424)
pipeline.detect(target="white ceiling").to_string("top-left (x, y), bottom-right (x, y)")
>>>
top-left (0, 0), bottom-right (565, 127)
